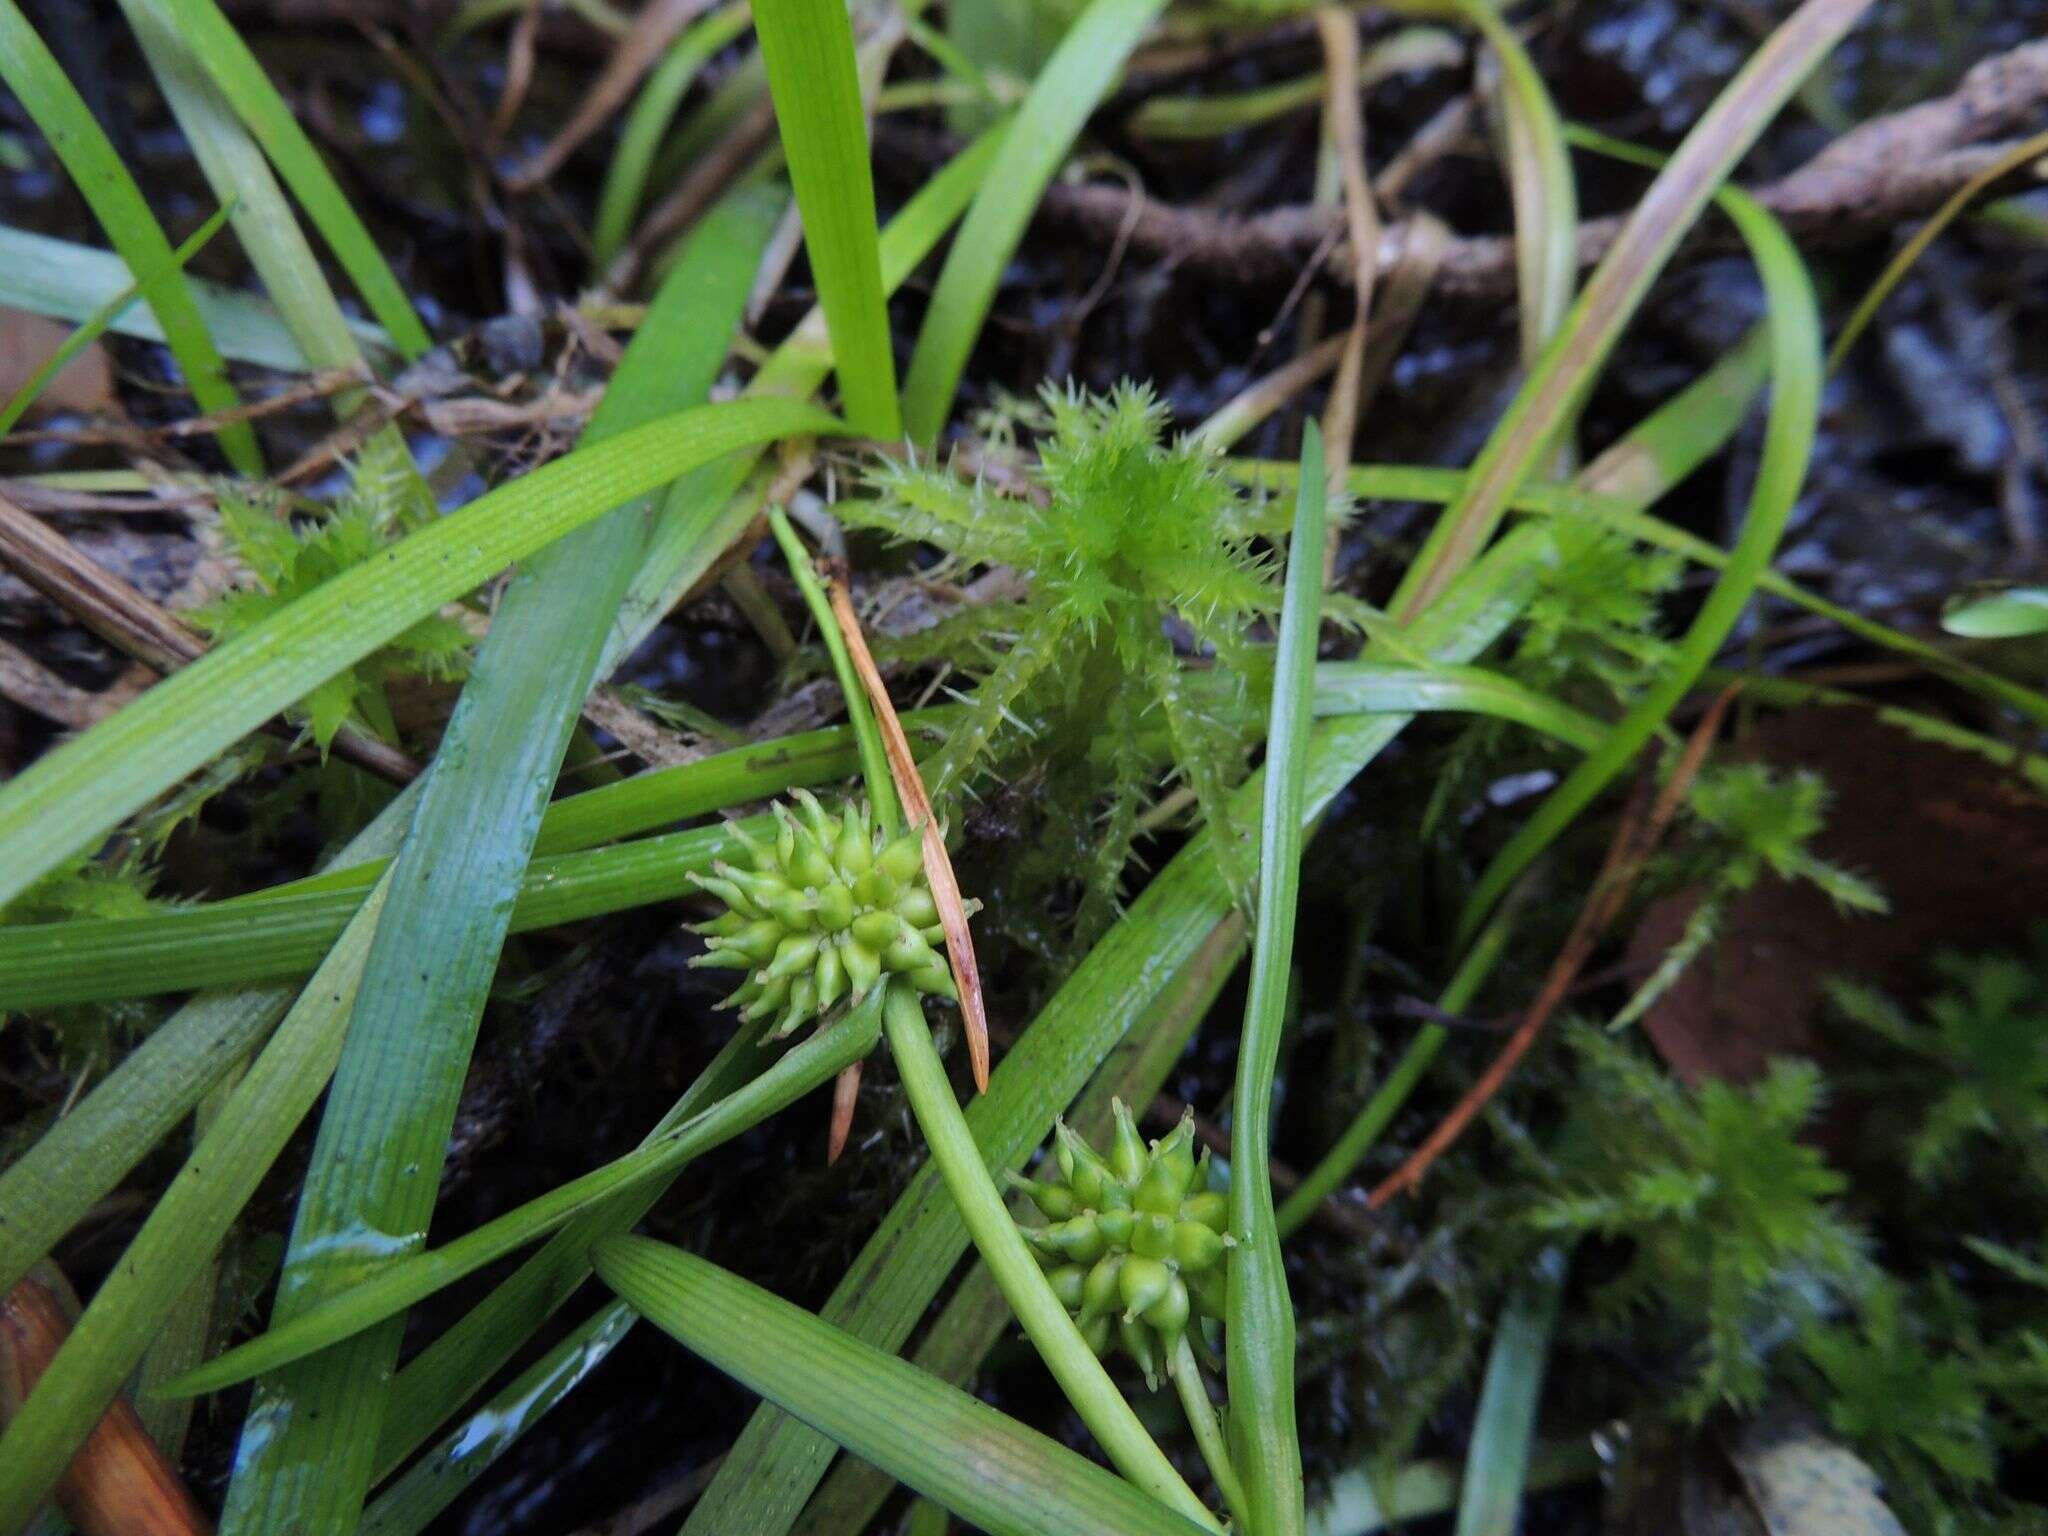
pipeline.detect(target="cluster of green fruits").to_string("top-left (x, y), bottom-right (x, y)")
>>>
top-left (1014, 1102), bottom-right (1232, 1388)
top-left (688, 791), bottom-right (955, 1037)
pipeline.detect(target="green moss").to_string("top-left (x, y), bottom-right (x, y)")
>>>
top-left (851, 381), bottom-right (1302, 931)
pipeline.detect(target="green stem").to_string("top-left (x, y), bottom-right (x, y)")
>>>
top-left (879, 983), bottom-right (1220, 1532)
top-left (767, 507), bottom-right (902, 837)
top-left (1273, 883), bottom-right (1519, 1240)
top-left (1169, 1336), bottom-right (1250, 1532)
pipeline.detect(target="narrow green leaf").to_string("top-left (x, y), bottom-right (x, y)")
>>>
top-left (1827, 127), bottom-right (2048, 372)
top-left (768, 509), bottom-right (901, 831)
top-left (1574, 324), bottom-right (1772, 504)
top-left (640, 47), bottom-right (771, 214)
top-left (594, 1), bottom-right (756, 264)
top-left (1454, 0), bottom-right (1576, 365)
top-left (900, 0), bottom-right (1165, 443)
top-left (1225, 423), bottom-right (1325, 1536)
top-left (1267, 183), bottom-right (1826, 1228)
top-left (0, 801), bottom-right (413, 1298)
top-left (595, 1236), bottom-right (1218, 1536)
top-left (0, 876), bottom-right (393, 1532)
top-left (0, 201), bottom-right (233, 435)
top-left (1235, 455), bottom-right (2048, 731)
top-left (0, 988), bottom-right (287, 1296)
top-left (752, 0), bottom-right (901, 438)
top-left (0, 397), bottom-right (841, 911)
top-left (533, 714), bottom-right (930, 856)
top-left (1126, 29), bottom-right (1459, 141)
top-left (1309, 1441), bottom-right (1602, 1536)
top-left (115, 0), bottom-right (380, 384)
top-left (365, 1013), bottom-right (783, 1484)
top-left (1312, 662), bottom-right (1604, 752)
top-left (357, 1302), bottom-right (639, 1536)
top-left (0, 0), bottom-right (259, 472)
top-left (164, 999), bottom-right (882, 1397)
top-left (1453, 1249), bottom-right (1569, 1536)
top-left (595, 124), bottom-right (1007, 680)
top-left (1392, 0), bottom-right (1871, 615)
top-left (0, 818), bottom-right (721, 1007)
top-left (214, 195), bottom-right (778, 1534)
top-left (0, 222), bottom-right (393, 372)
top-left (1942, 587), bottom-right (2048, 639)
top-left (158, 0), bottom-right (433, 356)
top-left (1457, 143), bottom-right (1825, 944)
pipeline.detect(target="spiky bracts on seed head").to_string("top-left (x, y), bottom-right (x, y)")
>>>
top-left (687, 790), bottom-right (955, 1037)
top-left (1012, 1101), bottom-right (1232, 1390)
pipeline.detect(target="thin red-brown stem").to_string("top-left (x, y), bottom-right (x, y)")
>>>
top-left (2, 1274), bottom-right (212, 1536)
top-left (1312, 8), bottom-right (1378, 504)
top-left (1369, 685), bottom-right (1741, 1207)
top-left (827, 1058), bottom-right (863, 1165)
top-left (825, 578), bottom-right (992, 1093)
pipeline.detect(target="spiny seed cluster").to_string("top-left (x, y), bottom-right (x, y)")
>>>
top-left (688, 791), bottom-right (954, 1037)
top-left (1014, 1102), bottom-right (1231, 1388)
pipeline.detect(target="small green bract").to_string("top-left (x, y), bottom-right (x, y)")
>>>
top-left (688, 790), bottom-right (955, 1037)
top-left (1013, 1101), bottom-right (1232, 1389)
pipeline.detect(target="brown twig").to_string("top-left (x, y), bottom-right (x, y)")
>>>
top-left (824, 578), bottom-right (993, 1095)
top-left (0, 494), bottom-right (419, 783)
top-left (506, 0), bottom-right (715, 190)
top-left (1368, 685), bottom-right (1742, 1207)
top-left (881, 37), bottom-right (2048, 299)
top-left (0, 636), bottom-right (122, 729)
top-left (0, 480), bottom-right (217, 516)
top-left (490, 0), bottom-right (543, 141)
top-left (1, 1271), bottom-right (213, 1536)
top-left (0, 367), bottom-right (372, 450)
top-left (609, 95), bottom-right (781, 292)
top-left (1312, 8), bottom-right (1379, 497)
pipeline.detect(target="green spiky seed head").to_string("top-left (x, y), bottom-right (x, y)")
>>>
top-left (688, 790), bottom-right (954, 1038)
top-left (1012, 1102), bottom-right (1231, 1388)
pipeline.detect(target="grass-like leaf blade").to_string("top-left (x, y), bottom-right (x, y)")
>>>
top-left (163, 999), bottom-right (884, 1397)
top-left (1392, 0), bottom-right (1871, 615)
top-left (1453, 1249), bottom-right (1569, 1536)
top-left (115, 0), bottom-right (388, 388)
top-left (0, 877), bottom-right (394, 1531)
top-left (1225, 422), bottom-right (1325, 1536)
top-left (593, 1), bottom-right (755, 263)
top-left (0, 0), bottom-right (259, 472)
top-left (159, 0), bottom-right (433, 356)
top-left (899, 0), bottom-right (1165, 443)
top-left (752, 0), bottom-right (901, 437)
top-left (0, 201), bottom-right (233, 436)
top-left (0, 397), bottom-right (841, 911)
top-left (214, 195), bottom-right (778, 1534)
top-left (357, 1302), bottom-right (639, 1536)
top-left (595, 1236), bottom-right (1219, 1536)
top-left (1456, 139), bottom-right (1824, 943)
top-left (0, 222), bottom-right (392, 372)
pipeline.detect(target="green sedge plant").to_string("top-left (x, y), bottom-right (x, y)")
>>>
top-left (9, 1), bottom-right (2020, 1533)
